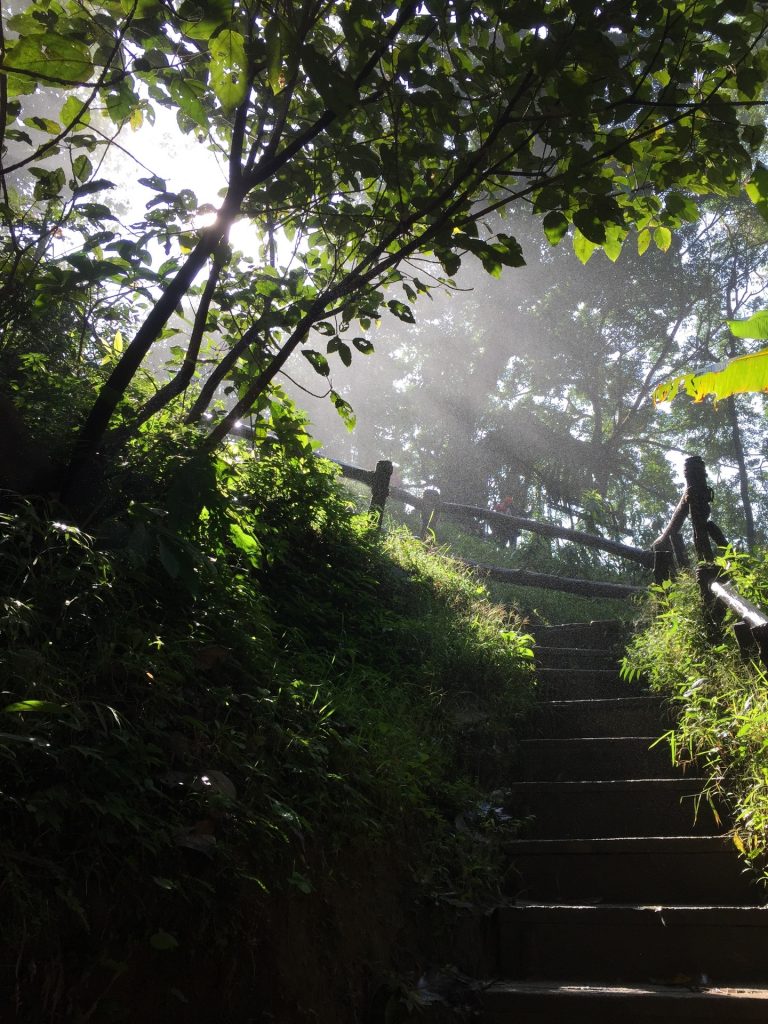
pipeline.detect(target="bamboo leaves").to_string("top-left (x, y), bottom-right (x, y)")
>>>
top-left (653, 314), bottom-right (768, 405)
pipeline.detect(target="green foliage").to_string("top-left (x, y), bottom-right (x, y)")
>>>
top-left (0, 435), bottom-right (534, 1013)
top-left (623, 555), bottom-right (768, 875)
top-left (3, 0), bottom-right (768, 490)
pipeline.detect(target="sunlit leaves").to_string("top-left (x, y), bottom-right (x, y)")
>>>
top-left (4, 32), bottom-right (93, 95)
top-left (654, 226), bottom-right (672, 253)
top-left (654, 313), bottom-right (768, 405)
top-left (169, 79), bottom-right (209, 132)
top-left (728, 310), bottom-right (768, 339)
top-left (265, 15), bottom-right (284, 94)
top-left (573, 229), bottom-right (597, 265)
top-left (60, 95), bottom-right (91, 127)
top-left (330, 390), bottom-right (356, 430)
top-left (208, 29), bottom-right (248, 113)
top-left (4, 0), bottom-right (768, 448)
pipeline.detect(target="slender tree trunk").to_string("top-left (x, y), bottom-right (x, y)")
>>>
top-left (725, 395), bottom-right (756, 550)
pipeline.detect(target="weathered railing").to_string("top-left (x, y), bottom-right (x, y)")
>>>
top-left (332, 455), bottom-right (768, 646)
top-left (652, 455), bottom-right (768, 670)
top-left (330, 457), bottom-right (648, 600)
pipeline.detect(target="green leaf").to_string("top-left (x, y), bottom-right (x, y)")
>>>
top-left (169, 79), bottom-right (209, 131)
top-left (229, 521), bottom-right (260, 560)
top-left (73, 179), bottom-right (116, 198)
top-left (327, 337), bottom-right (352, 366)
top-left (149, 930), bottom-right (179, 951)
top-left (387, 299), bottom-right (415, 324)
top-left (72, 155), bottom-right (92, 182)
top-left (4, 700), bottom-right (65, 714)
top-left (728, 310), bottom-right (768, 340)
top-left (572, 209), bottom-right (606, 245)
top-left (542, 211), bottom-right (568, 246)
top-left (653, 226), bottom-right (672, 252)
top-left (265, 15), bottom-right (283, 94)
top-left (602, 224), bottom-right (624, 263)
top-left (302, 349), bottom-right (330, 376)
top-left (637, 228), bottom-right (651, 256)
top-left (330, 391), bottom-right (356, 431)
top-left (572, 229), bottom-right (596, 265)
top-left (209, 29), bottom-right (248, 113)
top-left (352, 337), bottom-right (374, 355)
top-left (654, 348), bottom-right (768, 405)
top-left (32, 166), bottom-right (65, 201)
top-left (745, 164), bottom-right (768, 205)
top-left (302, 45), bottom-right (358, 111)
top-left (60, 95), bottom-right (91, 126)
top-left (178, 0), bottom-right (230, 39)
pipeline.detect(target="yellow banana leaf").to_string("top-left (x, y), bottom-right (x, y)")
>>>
top-left (653, 347), bottom-right (768, 405)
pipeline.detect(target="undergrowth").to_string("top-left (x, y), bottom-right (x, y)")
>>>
top-left (0, 435), bottom-right (534, 1018)
top-left (623, 551), bottom-right (768, 879)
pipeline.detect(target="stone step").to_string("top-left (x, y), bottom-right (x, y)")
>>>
top-left (507, 779), bottom-right (722, 840)
top-left (506, 836), bottom-right (761, 904)
top-left (534, 667), bottom-right (643, 700)
top-left (520, 736), bottom-right (673, 781)
top-left (531, 620), bottom-right (627, 649)
top-left (480, 980), bottom-right (768, 1023)
top-left (533, 697), bottom-right (669, 738)
top-left (535, 645), bottom-right (618, 670)
top-left (496, 903), bottom-right (768, 984)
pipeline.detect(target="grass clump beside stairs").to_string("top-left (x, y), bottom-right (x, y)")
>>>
top-left (0, 440), bottom-right (534, 1021)
top-left (623, 551), bottom-right (768, 881)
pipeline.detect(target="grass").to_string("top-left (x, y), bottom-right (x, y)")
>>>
top-left (351, 483), bottom-right (646, 624)
top-left (0, 444), bottom-right (536, 1019)
top-left (623, 551), bottom-right (768, 879)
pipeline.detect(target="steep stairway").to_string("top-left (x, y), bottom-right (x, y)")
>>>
top-left (480, 619), bottom-right (768, 1023)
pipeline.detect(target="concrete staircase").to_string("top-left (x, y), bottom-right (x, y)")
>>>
top-left (480, 619), bottom-right (768, 1022)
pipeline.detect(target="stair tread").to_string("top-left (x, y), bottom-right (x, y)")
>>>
top-left (508, 777), bottom-right (706, 790)
top-left (484, 980), bottom-right (768, 999)
top-left (522, 735), bottom-right (663, 742)
top-left (506, 903), bottom-right (768, 917)
top-left (535, 644), bottom-right (616, 653)
top-left (539, 696), bottom-right (660, 707)
top-left (536, 667), bottom-right (622, 676)
top-left (507, 835), bottom-right (729, 852)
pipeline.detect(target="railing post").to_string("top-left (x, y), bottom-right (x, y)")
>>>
top-left (652, 546), bottom-right (675, 585)
top-left (751, 624), bottom-right (768, 671)
top-left (670, 530), bottom-right (689, 570)
top-left (684, 455), bottom-right (714, 563)
top-left (420, 488), bottom-right (441, 541)
top-left (369, 459), bottom-right (393, 531)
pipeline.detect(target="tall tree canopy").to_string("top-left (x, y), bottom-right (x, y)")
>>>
top-left (2, 0), bottom-right (768, 507)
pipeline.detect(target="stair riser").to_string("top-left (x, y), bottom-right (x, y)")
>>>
top-left (533, 700), bottom-right (669, 739)
top-left (520, 737), bottom-right (673, 781)
top-left (481, 986), bottom-right (768, 1023)
top-left (535, 670), bottom-right (643, 701)
top-left (498, 916), bottom-right (768, 983)
top-left (531, 623), bottom-right (626, 649)
top-left (507, 851), bottom-right (759, 904)
top-left (510, 789), bottom-right (722, 840)
top-left (535, 648), bottom-right (617, 671)
top-left (481, 1000), bottom-right (768, 1024)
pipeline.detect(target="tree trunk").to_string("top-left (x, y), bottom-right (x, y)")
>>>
top-left (725, 395), bottom-right (756, 551)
